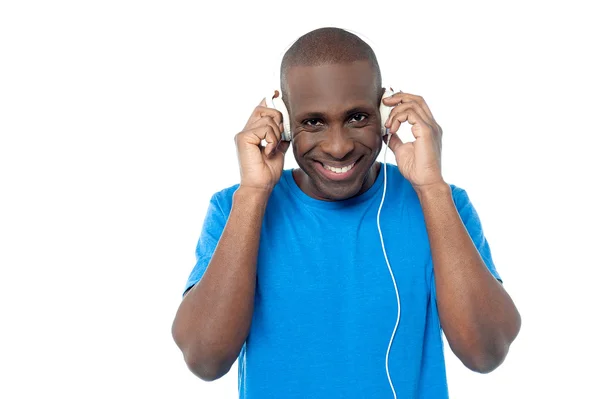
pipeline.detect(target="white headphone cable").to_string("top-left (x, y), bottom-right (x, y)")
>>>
top-left (377, 132), bottom-right (401, 399)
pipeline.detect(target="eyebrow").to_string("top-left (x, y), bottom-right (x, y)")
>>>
top-left (296, 106), bottom-right (375, 121)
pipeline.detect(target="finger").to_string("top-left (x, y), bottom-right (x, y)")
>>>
top-left (241, 123), bottom-right (278, 144)
top-left (388, 109), bottom-right (430, 138)
top-left (383, 93), bottom-right (435, 122)
top-left (245, 125), bottom-right (280, 157)
top-left (244, 104), bottom-right (283, 130)
top-left (385, 132), bottom-right (404, 153)
top-left (264, 128), bottom-right (282, 157)
top-left (257, 106), bottom-right (283, 126)
top-left (381, 91), bottom-right (407, 106)
top-left (247, 115), bottom-right (283, 142)
top-left (400, 94), bottom-right (435, 122)
top-left (275, 140), bottom-right (290, 155)
top-left (385, 102), bottom-right (431, 131)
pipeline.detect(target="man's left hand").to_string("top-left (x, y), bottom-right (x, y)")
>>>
top-left (383, 92), bottom-right (444, 192)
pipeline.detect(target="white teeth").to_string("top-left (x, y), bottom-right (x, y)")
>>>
top-left (324, 162), bottom-right (355, 174)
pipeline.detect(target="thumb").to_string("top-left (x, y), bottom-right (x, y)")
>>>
top-left (276, 140), bottom-right (290, 154)
top-left (385, 133), bottom-right (404, 153)
top-left (260, 98), bottom-right (267, 107)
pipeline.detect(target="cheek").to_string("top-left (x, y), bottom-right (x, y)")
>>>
top-left (292, 135), bottom-right (317, 158)
top-left (360, 128), bottom-right (383, 150)
top-left (294, 128), bottom-right (381, 158)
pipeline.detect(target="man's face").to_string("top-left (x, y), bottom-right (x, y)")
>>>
top-left (286, 60), bottom-right (383, 201)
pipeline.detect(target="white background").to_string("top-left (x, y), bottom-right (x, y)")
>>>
top-left (1, 0), bottom-right (598, 398)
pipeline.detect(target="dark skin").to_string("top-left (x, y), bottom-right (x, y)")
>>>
top-left (285, 61), bottom-right (383, 201)
top-left (172, 60), bottom-right (520, 381)
top-left (291, 62), bottom-right (520, 371)
top-left (380, 84), bottom-right (521, 372)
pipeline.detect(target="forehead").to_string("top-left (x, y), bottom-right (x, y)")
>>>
top-left (285, 61), bottom-right (378, 114)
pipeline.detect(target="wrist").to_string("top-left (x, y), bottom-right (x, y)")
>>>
top-left (414, 181), bottom-right (451, 201)
top-left (235, 185), bottom-right (272, 206)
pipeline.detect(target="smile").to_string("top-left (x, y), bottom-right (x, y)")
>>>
top-left (314, 158), bottom-right (361, 182)
top-left (322, 162), bottom-right (356, 174)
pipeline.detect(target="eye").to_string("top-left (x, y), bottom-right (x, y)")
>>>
top-left (349, 113), bottom-right (368, 123)
top-left (303, 118), bottom-right (323, 127)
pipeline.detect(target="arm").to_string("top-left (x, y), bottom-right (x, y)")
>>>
top-left (416, 183), bottom-right (521, 373)
top-left (172, 97), bottom-right (289, 381)
top-left (383, 91), bottom-right (520, 373)
top-left (171, 187), bottom-right (270, 381)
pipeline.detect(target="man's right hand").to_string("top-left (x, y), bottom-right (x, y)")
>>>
top-left (235, 98), bottom-right (290, 192)
top-left (174, 101), bottom-right (284, 380)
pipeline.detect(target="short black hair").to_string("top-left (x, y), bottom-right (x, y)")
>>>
top-left (280, 27), bottom-right (382, 105)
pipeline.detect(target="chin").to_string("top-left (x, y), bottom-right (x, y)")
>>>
top-left (323, 176), bottom-right (367, 199)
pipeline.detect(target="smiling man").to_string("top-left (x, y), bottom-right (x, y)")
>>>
top-left (286, 59), bottom-right (382, 201)
top-left (172, 27), bottom-right (521, 398)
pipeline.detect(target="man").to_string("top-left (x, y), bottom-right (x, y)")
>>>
top-left (172, 27), bottom-right (521, 398)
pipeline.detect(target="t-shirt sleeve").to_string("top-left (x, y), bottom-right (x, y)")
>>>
top-left (451, 185), bottom-right (502, 282)
top-left (182, 192), bottom-right (228, 297)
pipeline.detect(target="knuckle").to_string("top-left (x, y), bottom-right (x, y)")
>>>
top-left (253, 106), bottom-right (265, 117)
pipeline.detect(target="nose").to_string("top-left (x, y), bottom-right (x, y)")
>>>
top-left (320, 125), bottom-right (354, 160)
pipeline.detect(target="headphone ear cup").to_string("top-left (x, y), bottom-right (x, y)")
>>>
top-left (379, 88), bottom-right (395, 136)
top-left (266, 90), bottom-right (292, 141)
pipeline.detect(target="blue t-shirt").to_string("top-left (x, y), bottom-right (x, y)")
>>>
top-left (184, 163), bottom-right (500, 398)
